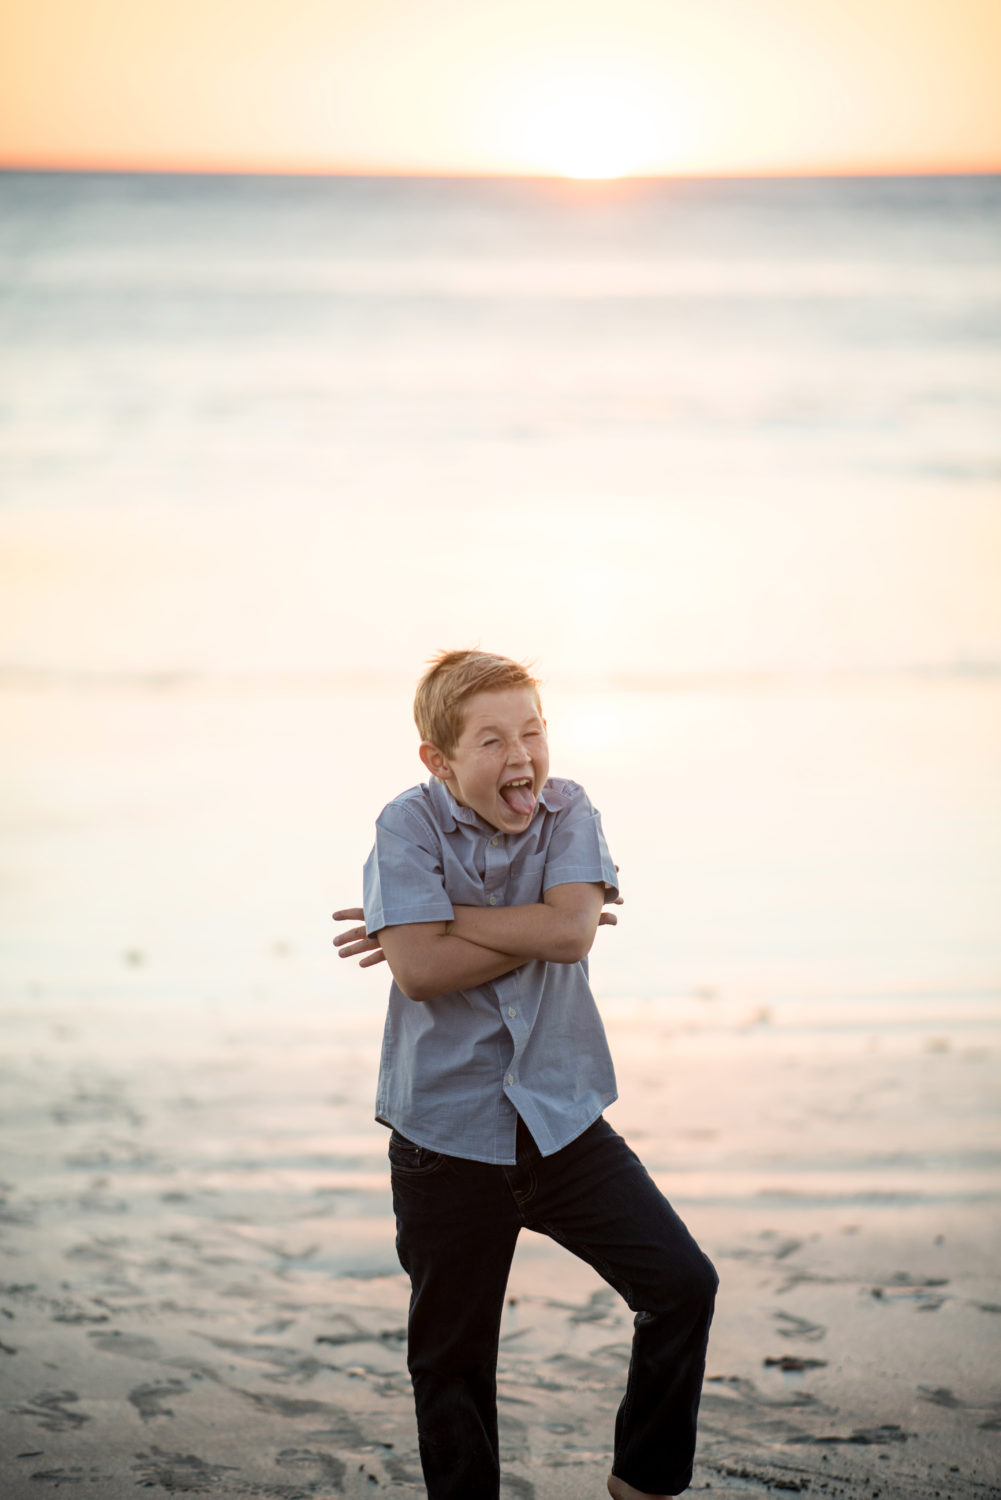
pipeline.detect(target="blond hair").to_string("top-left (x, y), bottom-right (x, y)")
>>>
top-left (414, 650), bottom-right (541, 755)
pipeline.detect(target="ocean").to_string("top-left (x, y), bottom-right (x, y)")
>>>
top-left (1, 170), bottom-right (999, 1011)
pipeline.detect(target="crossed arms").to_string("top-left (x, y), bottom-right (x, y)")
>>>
top-left (333, 883), bottom-right (620, 1004)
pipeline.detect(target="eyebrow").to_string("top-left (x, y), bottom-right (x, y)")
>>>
top-left (473, 716), bottom-right (543, 736)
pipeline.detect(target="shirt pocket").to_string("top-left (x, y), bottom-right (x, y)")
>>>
top-left (508, 850), bottom-right (548, 903)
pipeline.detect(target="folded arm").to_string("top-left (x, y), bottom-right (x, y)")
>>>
top-left (447, 882), bottom-right (606, 965)
top-left (333, 882), bottom-right (609, 1003)
top-left (377, 922), bottom-right (527, 1003)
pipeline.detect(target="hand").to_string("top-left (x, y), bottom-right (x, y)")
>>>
top-left (601, 866), bottom-right (624, 923)
top-left (332, 906), bottom-right (386, 968)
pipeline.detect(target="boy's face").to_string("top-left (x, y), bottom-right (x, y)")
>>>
top-left (420, 685), bottom-right (549, 834)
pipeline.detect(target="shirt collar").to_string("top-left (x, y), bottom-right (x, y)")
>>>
top-left (428, 776), bottom-right (567, 835)
top-left (538, 780), bottom-right (571, 812)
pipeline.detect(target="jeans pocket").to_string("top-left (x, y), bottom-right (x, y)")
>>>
top-left (388, 1131), bottom-right (446, 1177)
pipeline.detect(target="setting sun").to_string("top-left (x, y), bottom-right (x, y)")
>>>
top-left (505, 64), bottom-right (668, 179)
top-left (498, 60), bottom-right (681, 179)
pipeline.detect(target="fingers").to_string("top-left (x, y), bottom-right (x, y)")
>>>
top-left (331, 905), bottom-right (385, 969)
top-left (336, 935), bottom-right (378, 958)
top-left (597, 911), bottom-right (618, 928)
top-left (333, 924), bottom-right (370, 947)
top-left (332, 908), bottom-right (385, 968)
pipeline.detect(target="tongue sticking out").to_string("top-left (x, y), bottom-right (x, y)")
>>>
top-left (501, 782), bottom-right (535, 817)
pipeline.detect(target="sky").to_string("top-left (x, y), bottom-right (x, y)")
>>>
top-left (2, 0), bottom-right (1000, 177)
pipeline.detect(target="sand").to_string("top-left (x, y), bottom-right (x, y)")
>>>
top-left (2, 984), bottom-right (1000, 1500)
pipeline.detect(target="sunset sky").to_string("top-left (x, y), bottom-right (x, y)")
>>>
top-left (2, 0), bottom-right (1000, 176)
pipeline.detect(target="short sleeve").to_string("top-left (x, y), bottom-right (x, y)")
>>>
top-left (363, 798), bottom-right (456, 935)
top-left (542, 786), bottom-right (619, 901)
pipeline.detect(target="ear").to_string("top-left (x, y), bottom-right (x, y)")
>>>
top-left (419, 741), bottom-right (452, 781)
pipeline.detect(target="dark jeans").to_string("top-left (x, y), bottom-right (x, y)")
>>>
top-left (390, 1116), bottom-right (718, 1499)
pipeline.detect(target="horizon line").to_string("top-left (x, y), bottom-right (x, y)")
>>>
top-left (2, 158), bottom-right (1000, 183)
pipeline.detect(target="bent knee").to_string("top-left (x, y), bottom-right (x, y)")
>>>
top-left (679, 1248), bottom-right (718, 1307)
top-left (699, 1250), bottom-right (720, 1302)
top-left (649, 1247), bottom-right (718, 1316)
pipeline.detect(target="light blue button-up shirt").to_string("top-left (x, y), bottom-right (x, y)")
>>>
top-left (363, 776), bottom-right (620, 1164)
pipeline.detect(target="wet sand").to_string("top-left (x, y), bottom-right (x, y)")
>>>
top-left (2, 986), bottom-right (1000, 1499)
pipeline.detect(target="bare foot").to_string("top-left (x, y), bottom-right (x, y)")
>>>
top-left (607, 1475), bottom-right (676, 1500)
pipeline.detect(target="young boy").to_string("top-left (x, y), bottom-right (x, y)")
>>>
top-left (333, 649), bottom-right (716, 1500)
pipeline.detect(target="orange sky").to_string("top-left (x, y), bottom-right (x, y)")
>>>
top-left (2, 0), bottom-right (1000, 176)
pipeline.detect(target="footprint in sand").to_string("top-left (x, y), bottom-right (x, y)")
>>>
top-left (51, 1302), bottom-right (111, 1325)
top-left (496, 1475), bottom-right (535, 1499)
top-left (869, 1279), bottom-right (949, 1311)
top-left (241, 1390), bottom-right (346, 1423)
top-left (758, 1232), bottom-right (804, 1261)
top-left (12, 1390), bottom-right (90, 1432)
top-left (21, 1465), bottom-right (107, 1486)
top-left (133, 1447), bottom-right (239, 1489)
top-left (919, 1384), bottom-right (963, 1408)
top-left (128, 1379), bottom-right (191, 1421)
top-left (706, 1374), bottom-right (822, 1410)
top-left (790, 1423), bottom-right (911, 1446)
top-left (275, 1447), bottom-right (347, 1486)
top-left (545, 1287), bottom-right (618, 1325)
top-left (919, 1385), bottom-right (1001, 1429)
top-left (772, 1310), bottom-right (826, 1342)
top-left (89, 1329), bottom-right (162, 1360)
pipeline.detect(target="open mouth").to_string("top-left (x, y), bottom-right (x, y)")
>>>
top-left (499, 777), bottom-right (535, 817)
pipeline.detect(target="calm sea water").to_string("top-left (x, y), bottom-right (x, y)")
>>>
top-left (1, 172), bottom-right (999, 1008)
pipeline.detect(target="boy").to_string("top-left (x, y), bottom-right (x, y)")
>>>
top-left (333, 649), bottom-right (716, 1500)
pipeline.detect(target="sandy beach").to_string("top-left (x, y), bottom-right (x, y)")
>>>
top-left (2, 979), bottom-right (999, 1500)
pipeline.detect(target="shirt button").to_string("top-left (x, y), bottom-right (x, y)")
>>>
top-left (507, 1007), bottom-right (517, 1018)
top-left (505, 1073), bottom-right (514, 1086)
top-left (491, 836), bottom-right (499, 847)
top-left (488, 894), bottom-right (498, 906)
